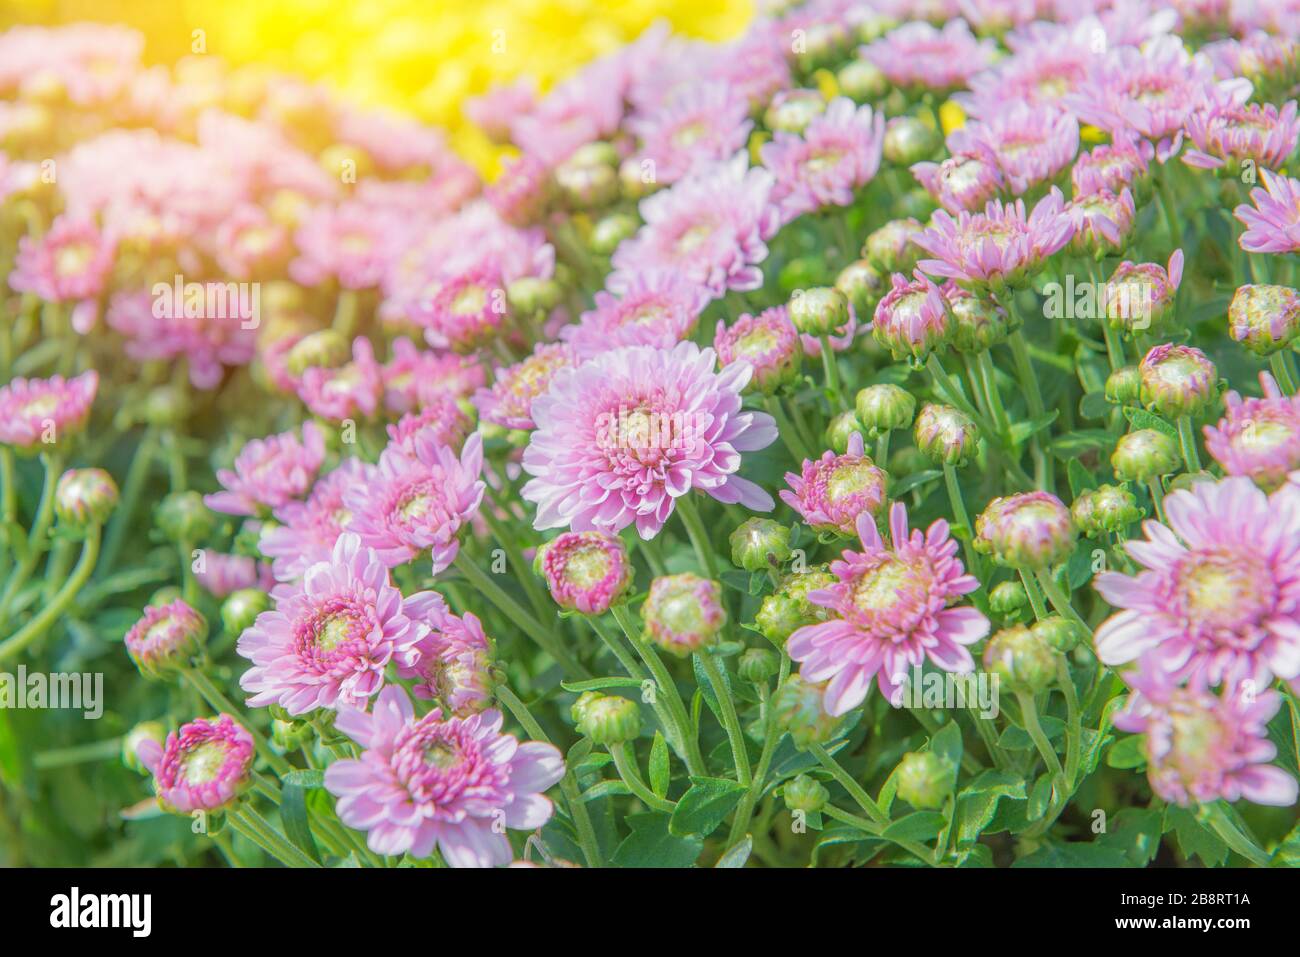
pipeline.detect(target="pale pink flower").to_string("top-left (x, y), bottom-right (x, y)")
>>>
top-left (484, 154), bottom-right (552, 226)
top-left (862, 19), bottom-right (998, 92)
top-left (324, 684), bottom-right (564, 865)
top-left (137, 714), bottom-right (254, 814)
top-left (296, 337), bottom-right (384, 422)
top-left (1204, 372), bottom-right (1300, 492)
top-left (1184, 93), bottom-right (1300, 173)
top-left (1094, 477), bottom-right (1300, 690)
top-left (238, 533), bottom-right (430, 714)
top-left (539, 531), bottom-right (633, 615)
top-left (465, 78), bottom-right (538, 143)
top-left (911, 144), bottom-right (1006, 214)
top-left (473, 342), bottom-right (577, 431)
top-left (562, 271), bottom-right (711, 357)
top-left (290, 201), bottom-right (391, 290)
top-left (204, 421), bottom-right (327, 517)
top-left (1071, 134), bottom-right (1155, 197)
top-left (8, 215), bottom-right (115, 307)
top-left (381, 338), bottom-right (485, 413)
top-left (628, 82), bottom-right (753, 186)
top-left (0, 370), bottom-right (97, 452)
top-left (261, 457), bottom-right (376, 581)
top-left (213, 204), bottom-right (289, 280)
top-left (385, 399), bottom-right (471, 454)
top-left (397, 594), bottom-right (495, 715)
top-left (414, 264), bottom-right (507, 353)
top-left (781, 432), bottom-right (888, 537)
top-left (788, 502), bottom-right (989, 715)
top-left (714, 307), bottom-right (803, 394)
top-left (761, 97), bottom-right (884, 222)
top-left (1115, 670), bottom-right (1298, 807)
top-left (195, 553), bottom-right (274, 598)
top-left (521, 341), bottom-right (778, 539)
top-left (1234, 169), bottom-right (1300, 254)
top-left (947, 104), bottom-right (1078, 196)
top-left (344, 431), bottom-right (485, 573)
top-left (106, 288), bottom-right (257, 389)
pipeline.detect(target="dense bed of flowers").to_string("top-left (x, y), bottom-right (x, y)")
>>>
top-left (3, 2), bottom-right (1300, 869)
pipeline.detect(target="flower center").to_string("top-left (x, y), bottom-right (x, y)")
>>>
top-left (1176, 550), bottom-right (1273, 637)
top-left (563, 543), bottom-right (613, 589)
top-left (180, 741), bottom-right (230, 785)
top-left (20, 393), bottom-right (60, 420)
top-left (54, 241), bottom-right (94, 279)
top-left (451, 285), bottom-right (488, 316)
top-left (827, 459), bottom-right (879, 503)
top-left (315, 612), bottom-right (355, 652)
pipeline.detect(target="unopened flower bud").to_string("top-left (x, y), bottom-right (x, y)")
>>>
top-left (286, 328), bottom-right (349, 375)
top-left (1112, 429), bottom-right (1181, 481)
top-left (738, 647), bottom-right (780, 683)
top-left (987, 582), bottom-right (1026, 621)
top-left (855, 383), bottom-right (915, 434)
top-left (572, 692), bottom-right (641, 745)
top-left (555, 156), bottom-right (619, 208)
top-left (835, 259), bottom-right (887, 316)
top-left (155, 491), bottom-right (216, 543)
top-left (895, 751), bottom-right (952, 810)
top-left (1031, 615), bottom-right (1081, 653)
top-left (755, 594), bottom-right (807, 645)
top-left (883, 116), bottom-right (940, 166)
top-left (272, 718), bottom-right (314, 751)
top-left (764, 89), bottom-right (825, 135)
top-left (946, 286), bottom-right (1012, 353)
top-left (221, 588), bottom-right (271, 636)
top-left (538, 531), bottom-right (633, 615)
top-left (1071, 484), bottom-right (1142, 537)
top-left (983, 624), bottom-right (1056, 693)
top-left (974, 491), bottom-right (1077, 569)
top-left (1105, 365), bottom-right (1142, 406)
top-left (863, 218), bottom-right (923, 274)
top-left (141, 384), bottom-right (191, 427)
top-left (715, 308), bottom-right (803, 395)
top-left (794, 21), bottom-right (852, 72)
top-left (914, 403), bottom-right (979, 467)
top-left (642, 573), bottom-right (726, 656)
top-left (122, 721), bottom-right (167, 775)
top-left (124, 599), bottom-right (207, 679)
top-left (772, 674), bottom-right (840, 748)
top-left (789, 286), bottom-right (850, 337)
top-left (783, 773), bottom-right (829, 813)
top-left (729, 518), bottom-right (792, 572)
top-left (837, 58), bottom-right (889, 102)
top-left (1228, 284), bottom-right (1300, 356)
top-left (589, 213), bottom-right (639, 255)
top-left (55, 468), bottom-right (118, 529)
top-left (1139, 344), bottom-right (1218, 419)
top-left (825, 410), bottom-right (867, 454)
top-left (506, 277), bottom-right (562, 315)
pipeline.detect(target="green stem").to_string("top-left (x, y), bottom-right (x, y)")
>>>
top-left (874, 430), bottom-right (891, 467)
top-left (819, 336), bottom-right (844, 408)
top-left (808, 742), bottom-right (886, 823)
top-left (942, 464), bottom-right (980, 576)
top-left (610, 743), bottom-right (675, 813)
top-left (0, 451), bottom-right (63, 622)
top-left (1015, 691), bottom-right (1065, 788)
top-left (1019, 568), bottom-right (1049, 621)
top-left (101, 428), bottom-right (158, 573)
top-left (477, 504), bottom-right (551, 621)
top-left (977, 351), bottom-right (1012, 438)
top-left (1177, 415), bottom-right (1202, 473)
top-left (697, 651), bottom-right (752, 785)
top-left (726, 683), bottom-right (779, 846)
top-left (452, 552), bottom-right (588, 677)
top-left (1147, 477), bottom-right (1166, 523)
top-left (1056, 658), bottom-right (1081, 788)
top-left (674, 494), bottom-right (718, 579)
top-left (1270, 352), bottom-right (1298, 395)
top-left (1006, 329), bottom-right (1050, 489)
top-left (1198, 804), bottom-right (1271, 867)
top-left (182, 668), bottom-right (294, 777)
top-left (0, 526), bottom-right (99, 662)
top-left (231, 805), bottom-right (321, 868)
top-left (765, 396), bottom-right (811, 461)
top-left (1035, 567), bottom-right (1091, 634)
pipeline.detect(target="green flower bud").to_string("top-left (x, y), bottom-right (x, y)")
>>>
top-left (506, 277), bottom-right (563, 315)
top-left (55, 468), bottom-right (119, 529)
top-left (286, 328), bottom-right (349, 375)
top-left (1071, 483), bottom-right (1143, 537)
top-left (772, 674), bottom-right (840, 749)
top-left (642, 573), bottom-right (726, 656)
top-left (155, 491), bottom-right (216, 543)
top-left (1228, 284), bottom-right (1300, 356)
top-left (783, 773), bottom-right (830, 813)
top-left (974, 491), bottom-right (1077, 569)
top-left (1138, 343), bottom-right (1218, 420)
top-left (835, 259), bottom-right (888, 317)
top-left (738, 647), bottom-right (780, 683)
top-left (794, 21), bottom-right (852, 72)
top-left (572, 692), bottom-right (641, 745)
top-left (855, 383), bottom-right (915, 435)
top-left (555, 156), bottom-right (619, 208)
top-left (837, 58), bottom-right (889, 102)
top-left (863, 218), bottom-right (923, 275)
top-left (729, 518), bottom-right (793, 572)
top-left (221, 587), bottom-right (271, 636)
top-left (569, 141), bottom-right (620, 168)
top-left (141, 384), bottom-right (192, 427)
top-left (272, 718), bottom-right (315, 751)
top-left (788, 286), bottom-right (850, 337)
top-left (1111, 429), bottom-right (1181, 482)
top-left (947, 288), bottom-right (1012, 353)
top-left (589, 213), bottom-right (639, 255)
top-left (883, 116), bottom-right (940, 166)
top-left (619, 155), bottom-right (660, 199)
top-left (1105, 365), bottom-right (1142, 406)
top-left (988, 580), bottom-right (1028, 616)
top-left (1031, 615), bottom-right (1081, 653)
top-left (914, 403), bottom-right (979, 468)
top-left (122, 721), bottom-right (167, 775)
top-left (755, 594), bottom-right (807, 645)
top-left (825, 410), bottom-right (868, 455)
top-left (764, 89), bottom-right (826, 135)
top-left (895, 751), bottom-right (953, 810)
top-left (983, 624), bottom-right (1057, 693)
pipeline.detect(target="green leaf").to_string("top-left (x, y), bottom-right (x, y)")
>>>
top-left (1013, 842), bottom-right (1133, 867)
top-left (1105, 734), bottom-right (1147, 770)
top-left (612, 812), bottom-right (703, 867)
top-left (580, 779), bottom-right (632, 802)
top-left (1122, 406), bottom-right (1177, 438)
top-left (714, 836), bottom-right (752, 868)
top-left (1050, 429), bottom-right (1115, 460)
top-left (1078, 391), bottom-right (1113, 421)
top-left (890, 469), bottom-right (942, 497)
top-left (997, 715), bottom-right (1065, 750)
top-left (280, 778), bottom-right (323, 865)
top-left (1010, 410), bottom-right (1059, 445)
top-left (954, 770), bottom-right (1027, 847)
top-left (1270, 819), bottom-right (1300, 867)
top-left (1163, 804), bottom-right (1229, 866)
top-left (282, 769), bottom-right (325, 789)
top-left (560, 676), bottom-right (645, 694)
top-left (810, 827), bottom-right (882, 866)
top-left (669, 776), bottom-right (748, 837)
top-left (1026, 774), bottom-right (1053, 822)
top-left (1097, 808), bottom-right (1164, 867)
top-left (649, 732), bottom-right (670, 799)
top-left (928, 720), bottom-right (963, 795)
top-left (883, 811), bottom-right (946, 843)
top-left (1067, 458), bottom-right (1099, 497)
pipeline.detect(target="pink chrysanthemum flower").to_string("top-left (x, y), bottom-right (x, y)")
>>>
top-left (961, 22), bottom-right (1096, 117)
top-left (0, 370), bottom-right (98, 452)
top-left (324, 684), bottom-right (564, 865)
top-left (1094, 477), bottom-right (1300, 690)
top-left (385, 399), bottom-right (471, 454)
top-left (344, 431), bottom-right (485, 573)
top-left (8, 215), bottom-right (115, 307)
top-left (1105, 250), bottom-right (1185, 333)
top-left (204, 421), bottom-right (327, 517)
top-left (1114, 670), bottom-right (1298, 807)
top-left (1184, 94), bottom-right (1299, 174)
top-left (914, 188), bottom-right (1075, 294)
top-left (1066, 188), bottom-right (1137, 257)
top-left (137, 715), bottom-right (255, 814)
top-left (415, 264), bottom-right (507, 354)
top-left (563, 271), bottom-right (710, 357)
top-left (911, 145), bottom-right (1006, 215)
top-left (484, 153), bottom-right (552, 227)
top-left (106, 288), bottom-right (257, 390)
top-left (213, 203), bottom-right (289, 280)
top-left (381, 338), bottom-right (485, 414)
top-left (261, 457), bottom-right (376, 581)
top-left (195, 553), bottom-right (274, 599)
top-left (465, 77), bottom-right (537, 143)
top-left (761, 97), bottom-right (884, 223)
top-left (862, 19), bottom-right (998, 92)
top-left (628, 82), bottom-right (753, 186)
top-left (714, 307), bottom-right (803, 394)
top-left (871, 271), bottom-right (952, 361)
top-left (1071, 134), bottom-right (1155, 197)
top-left (703, 32), bottom-right (790, 111)
top-left (540, 531), bottom-right (633, 615)
top-left (521, 341), bottom-right (778, 539)
top-left (290, 201), bottom-right (391, 290)
top-left (1204, 372), bottom-right (1300, 491)
top-left (397, 593), bottom-right (495, 715)
top-left (781, 432), bottom-right (888, 537)
top-left (1067, 36), bottom-right (1246, 162)
top-left (947, 105), bottom-right (1078, 197)
top-left (238, 533), bottom-right (430, 714)
top-left (296, 337), bottom-right (383, 422)
top-left (124, 599), bottom-right (207, 679)
top-left (1234, 169), bottom-right (1300, 255)
top-left (788, 502), bottom-right (989, 715)
top-left (610, 153), bottom-right (780, 298)
top-left (473, 342), bottom-right (577, 432)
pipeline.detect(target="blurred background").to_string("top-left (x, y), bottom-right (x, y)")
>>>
top-left (0, 0), bottom-right (753, 172)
